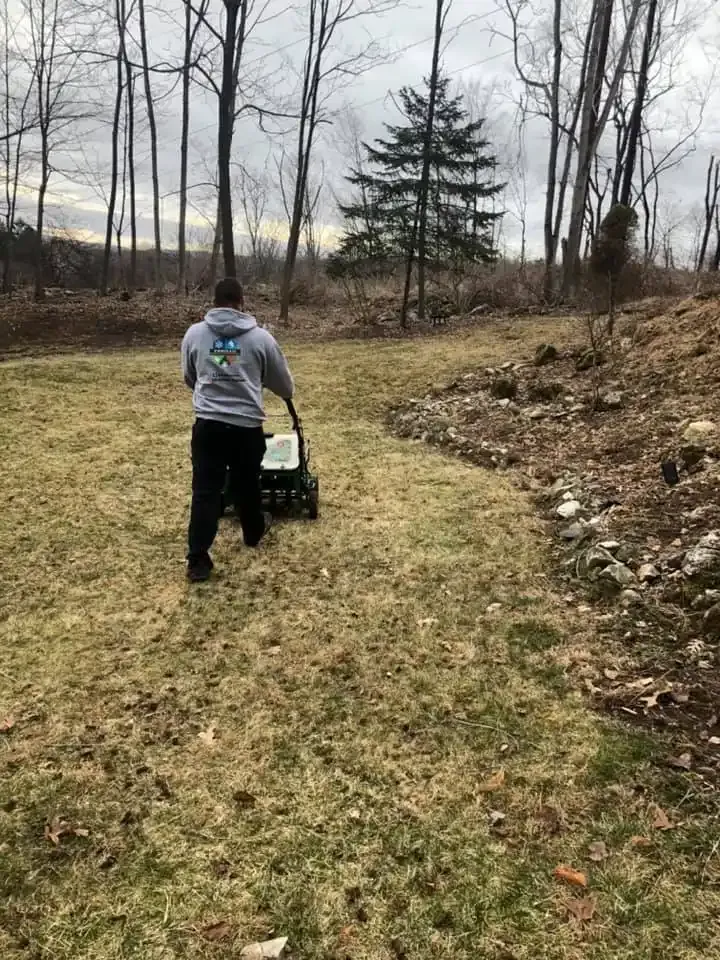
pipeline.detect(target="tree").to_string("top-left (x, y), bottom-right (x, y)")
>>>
top-left (278, 0), bottom-right (398, 324)
top-left (562, 0), bottom-right (646, 295)
top-left (136, 0), bottom-right (162, 289)
top-left (22, 0), bottom-right (87, 301)
top-left (414, 0), bottom-right (450, 322)
top-left (590, 202), bottom-right (637, 334)
top-left (331, 75), bottom-right (502, 291)
top-left (697, 155), bottom-right (719, 271)
top-left (178, 0), bottom-right (208, 294)
top-left (100, 0), bottom-right (130, 296)
top-left (1, 0), bottom-right (36, 293)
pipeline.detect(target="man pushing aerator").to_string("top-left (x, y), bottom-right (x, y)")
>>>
top-left (181, 278), bottom-right (295, 583)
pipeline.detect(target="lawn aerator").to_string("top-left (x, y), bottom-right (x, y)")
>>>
top-left (221, 399), bottom-right (319, 519)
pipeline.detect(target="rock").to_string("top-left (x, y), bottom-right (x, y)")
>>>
top-left (680, 445), bottom-right (706, 470)
top-left (490, 376), bottom-right (517, 400)
top-left (599, 563), bottom-right (637, 588)
top-left (560, 522), bottom-right (587, 541)
top-left (528, 381), bottom-right (563, 403)
top-left (527, 407), bottom-right (546, 421)
top-left (703, 604), bottom-right (720, 637)
top-left (576, 348), bottom-right (604, 372)
top-left (497, 398), bottom-right (512, 410)
top-left (577, 545), bottom-right (617, 578)
top-left (682, 530), bottom-right (720, 578)
top-left (241, 939), bottom-right (289, 960)
top-left (557, 500), bottom-right (582, 520)
top-left (637, 563), bottom-right (661, 583)
top-left (600, 390), bottom-right (624, 410)
top-left (620, 589), bottom-right (642, 605)
top-left (599, 540), bottom-right (620, 553)
top-left (534, 343), bottom-right (559, 366)
top-left (681, 420), bottom-right (717, 451)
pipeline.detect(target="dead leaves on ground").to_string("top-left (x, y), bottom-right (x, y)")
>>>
top-left (0, 716), bottom-right (15, 733)
top-left (553, 864), bottom-right (588, 888)
top-left (197, 724), bottom-right (218, 746)
top-left (201, 921), bottom-right (234, 943)
top-left (651, 804), bottom-right (674, 830)
top-left (565, 896), bottom-right (597, 924)
top-left (44, 817), bottom-right (90, 846)
top-left (588, 840), bottom-right (608, 862)
top-left (478, 770), bottom-right (506, 793)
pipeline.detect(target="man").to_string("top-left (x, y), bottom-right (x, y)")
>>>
top-left (181, 277), bottom-right (294, 582)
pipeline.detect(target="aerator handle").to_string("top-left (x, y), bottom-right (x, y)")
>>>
top-left (285, 398), bottom-right (301, 432)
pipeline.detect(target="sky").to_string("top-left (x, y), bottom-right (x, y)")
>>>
top-left (8, 0), bottom-right (720, 264)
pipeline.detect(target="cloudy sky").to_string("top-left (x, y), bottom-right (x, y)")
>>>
top-left (9, 0), bottom-right (720, 263)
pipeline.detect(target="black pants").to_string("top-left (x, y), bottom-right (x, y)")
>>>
top-left (188, 418), bottom-right (266, 564)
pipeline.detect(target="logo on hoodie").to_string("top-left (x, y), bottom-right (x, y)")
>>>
top-left (210, 337), bottom-right (241, 367)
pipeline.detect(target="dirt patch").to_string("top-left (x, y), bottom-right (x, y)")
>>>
top-left (389, 294), bottom-right (720, 783)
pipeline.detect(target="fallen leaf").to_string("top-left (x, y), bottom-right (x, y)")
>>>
top-left (321, 568), bottom-right (330, 579)
top-left (478, 770), bottom-right (506, 793)
top-left (201, 921), bottom-right (233, 942)
top-left (630, 835), bottom-right (652, 848)
top-left (566, 896), bottom-right (597, 923)
top-left (709, 737), bottom-right (720, 746)
top-left (197, 725), bottom-right (217, 746)
top-left (588, 840), bottom-right (608, 862)
top-left (43, 818), bottom-right (89, 845)
top-left (44, 818), bottom-right (66, 846)
top-left (603, 668), bottom-right (620, 680)
top-left (553, 865), bottom-right (588, 888)
top-left (652, 805), bottom-right (673, 830)
top-left (669, 752), bottom-right (692, 771)
top-left (488, 810), bottom-right (506, 828)
top-left (0, 717), bottom-right (14, 733)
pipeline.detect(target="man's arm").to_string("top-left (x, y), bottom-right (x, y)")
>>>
top-left (181, 330), bottom-right (197, 389)
top-left (263, 335), bottom-right (294, 399)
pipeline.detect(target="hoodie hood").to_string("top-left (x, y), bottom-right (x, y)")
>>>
top-left (204, 307), bottom-right (258, 337)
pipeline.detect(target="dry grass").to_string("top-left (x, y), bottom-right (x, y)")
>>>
top-left (1, 320), bottom-right (720, 960)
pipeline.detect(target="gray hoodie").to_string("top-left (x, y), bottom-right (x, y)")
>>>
top-left (181, 308), bottom-right (294, 428)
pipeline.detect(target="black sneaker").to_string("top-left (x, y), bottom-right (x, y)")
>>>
top-left (187, 555), bottom-right (213, 583)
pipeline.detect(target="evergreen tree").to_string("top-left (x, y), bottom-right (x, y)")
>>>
top-left (329, 75), bottom-right (503, 277)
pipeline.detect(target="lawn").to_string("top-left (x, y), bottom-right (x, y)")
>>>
top-left (1, 324), bottom-right (719, 960)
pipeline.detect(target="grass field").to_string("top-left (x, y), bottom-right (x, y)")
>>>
top-left (1, 323), bottom-right (719, 960)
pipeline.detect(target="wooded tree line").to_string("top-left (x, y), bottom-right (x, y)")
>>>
top-left (0, 0), bottom-right (716, 316)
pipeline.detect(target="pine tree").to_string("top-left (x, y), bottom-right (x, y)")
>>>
top-left (329, 75), bottom-right (503, 278)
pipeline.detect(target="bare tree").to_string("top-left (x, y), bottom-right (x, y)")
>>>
top-left (1, 0), bottom-right (36, 293)
top-left (697, 155), bottom-right (720, 271)
top-left (23, 0), bottom-right (87, 301)
top-left (124, 57), bottom-right (137, 292)
top-left (100, 0), bottom-right (130, 296)
top-left (178, 0), bottom-right (209, 294)
top-left (137, 0), bottom-right (162, 289)
top-left (278, 0), bottom-right (398, 324)
top-left (414, 0), bottom-right (452, 322)
top-left (562, 0), bottom-right (646, 295)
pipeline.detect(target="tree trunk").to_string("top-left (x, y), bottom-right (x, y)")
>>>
top-left (208, 197), bottom-right (221, 291)
top-left (101, 1), bottom-right (125, 296)
top-left (542, 0), bottom-right (563, 302)
top-left (34, 151), bottom-right (48, 301)
top-left (562, 0), bottom-right (643, 294)
top-left (619, 0), bottom-right (657, 206)
top-left (137, 0), bottom-right (162, 290)
top-left (697, 156), bottom-right (719, 272)
top-left (126, 67), bottom-right (137, 292)
top-left (279, 0), bottom-right (323, 324)
top-left (217, 0), bottom-right (240, 279)
top-left (178, 0), bottom-right (192, 294)
top-left (416, 0), bottom-right (445, 321)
